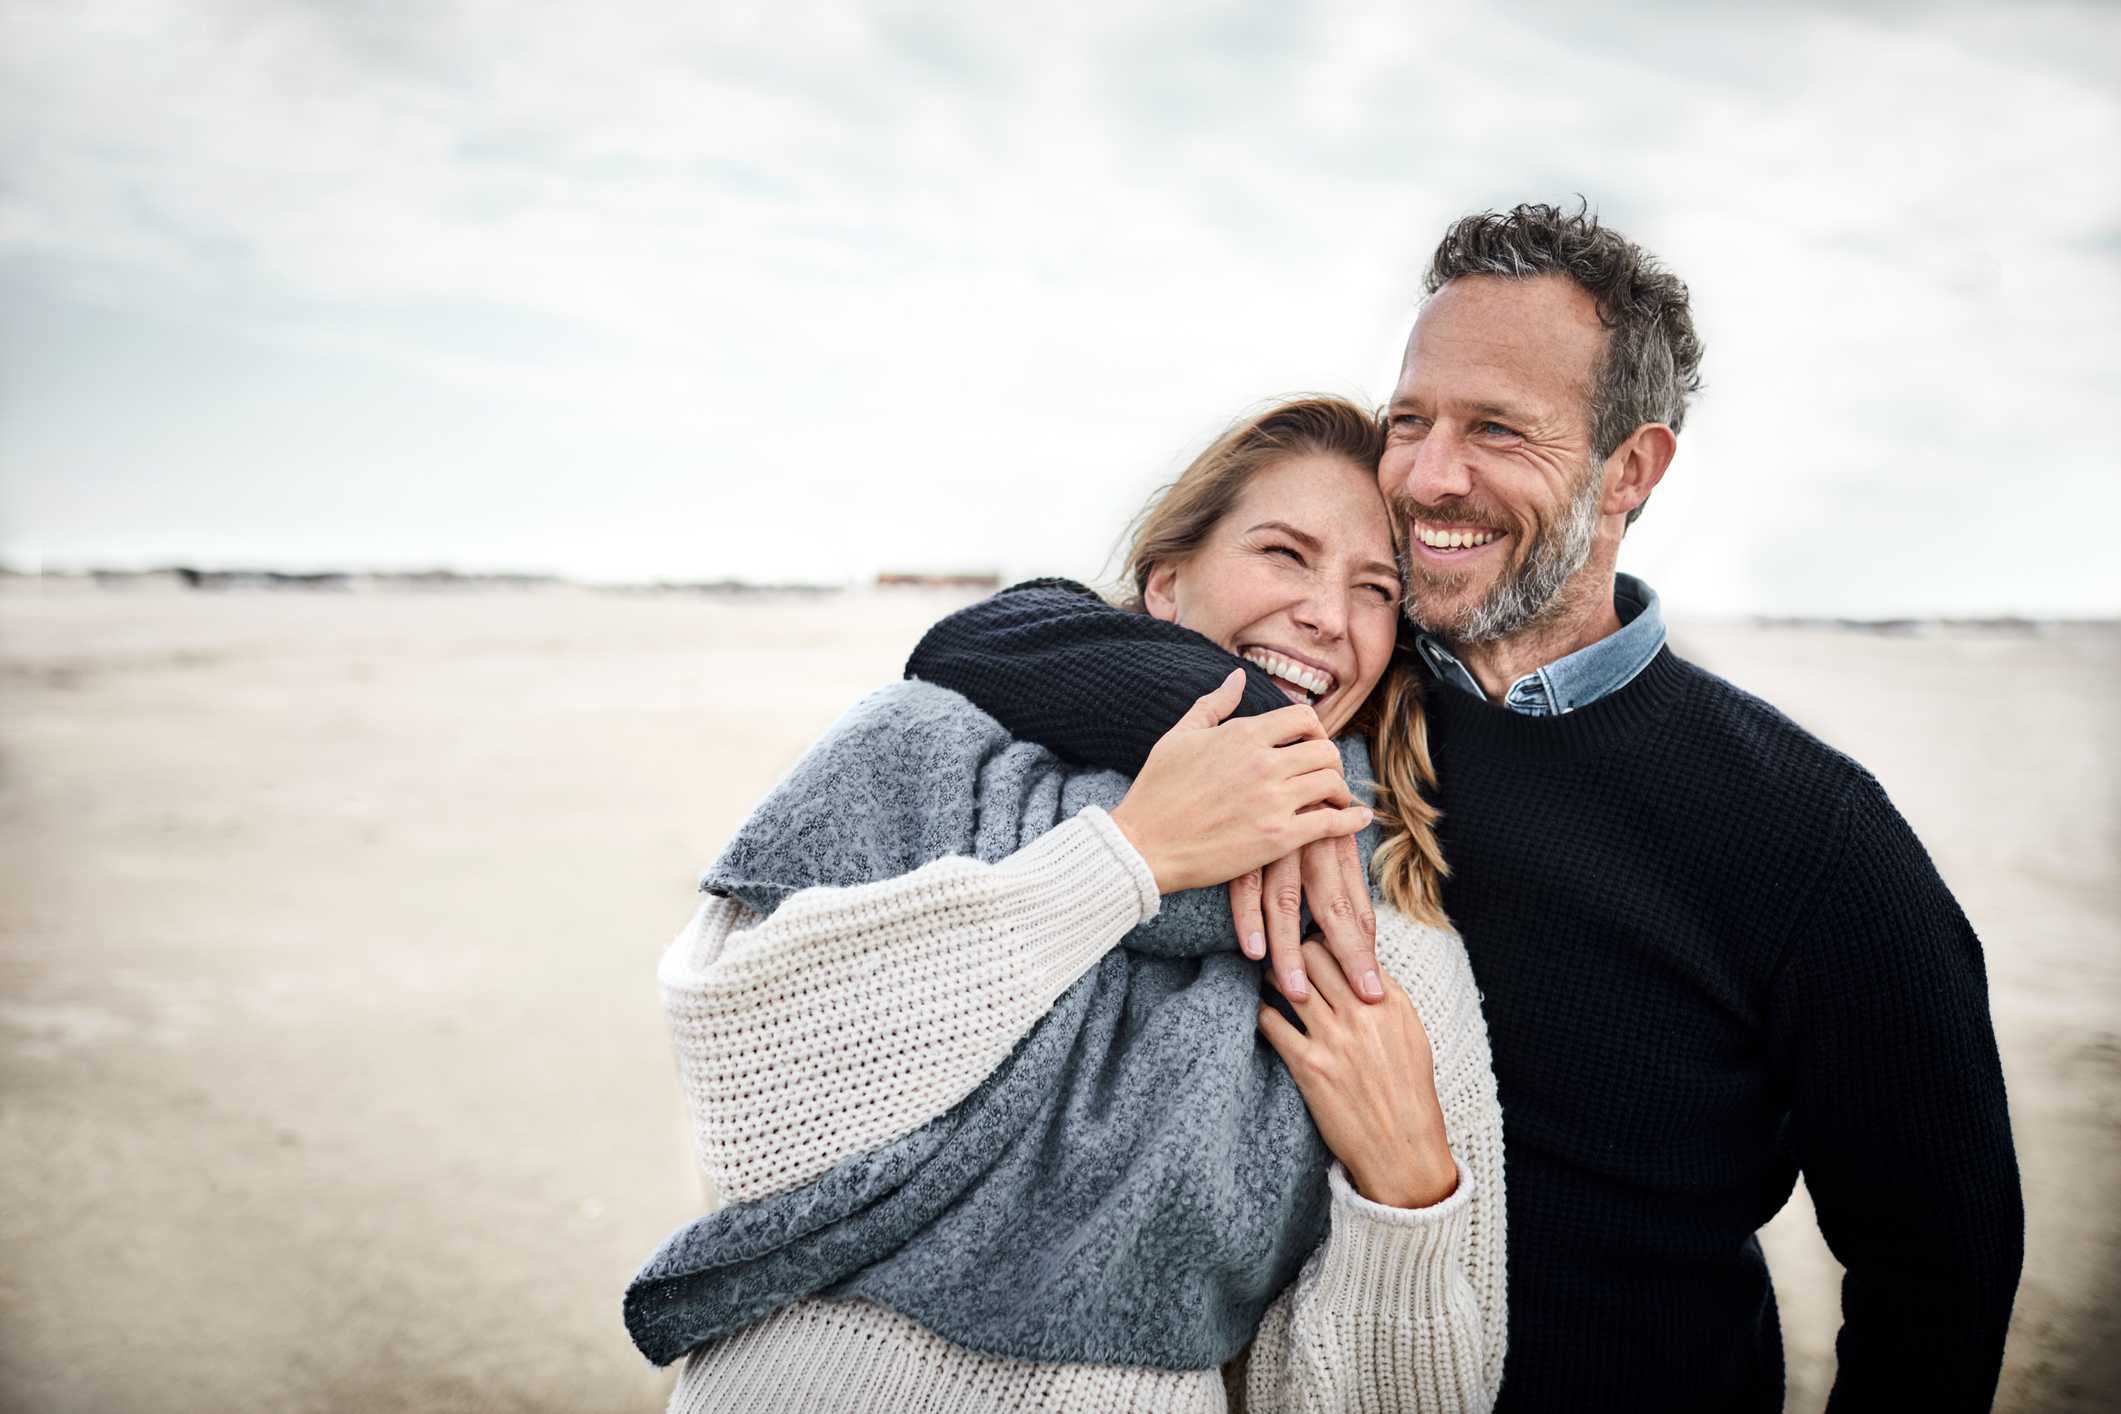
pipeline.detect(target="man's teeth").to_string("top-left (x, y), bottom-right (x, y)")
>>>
top-left (1416, 524), bottom-right (1502, 549)
top-left (1242, 648), bottom-right (1334, 698)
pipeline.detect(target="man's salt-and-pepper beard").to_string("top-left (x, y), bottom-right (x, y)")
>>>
top-left (1392, 457), bottom-right (1604, 644)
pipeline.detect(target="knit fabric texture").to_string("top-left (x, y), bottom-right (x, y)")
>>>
top-left (912, 579), bottom-right (2025, 1414)
top-left (654, 868), bottom-right (1505, 1412)
top-left (906, 576), bottom-right (1300, 767)
top-left (665, 1294), bottom-right (1246, 1414)
top-left (624, 678), bottom-right (1394, 1372)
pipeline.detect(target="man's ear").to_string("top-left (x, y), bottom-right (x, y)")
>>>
top-left (1142, 561), bottom-right (1181, 623)
top-left (1601, 422), bottom-right (1677, 522)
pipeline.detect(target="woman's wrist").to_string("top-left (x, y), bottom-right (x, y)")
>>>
top-left (1106, 798), bottom-right (1173, 894)
top-left (1348, 1129), bottom-right (1458, 1209)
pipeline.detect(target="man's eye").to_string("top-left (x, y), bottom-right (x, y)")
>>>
top-left (1389, 413), bottom-right (1428, 432)
top-left (1477, 421), bottom-right (1517, 438)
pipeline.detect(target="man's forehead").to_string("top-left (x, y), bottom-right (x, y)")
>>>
top-left (1393, 275), bottom-right (1603, 412)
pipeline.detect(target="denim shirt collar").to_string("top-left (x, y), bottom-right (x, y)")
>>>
top-left (1415, 573), bottom-right (1666, 716)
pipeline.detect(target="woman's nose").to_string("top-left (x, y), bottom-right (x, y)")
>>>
top-left (1292, 591), bottom-right (1349, 642)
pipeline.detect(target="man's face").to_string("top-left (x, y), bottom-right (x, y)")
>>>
top-left (1378, 274), bottom-right (1609, 644)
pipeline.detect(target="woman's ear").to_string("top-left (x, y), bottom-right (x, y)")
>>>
top-left (1142, 561), bottom-right (1181, 623)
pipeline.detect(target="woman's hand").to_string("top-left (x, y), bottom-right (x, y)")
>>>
top-left (1108, 669), bottom-right (1374, 895)
top-left (1257, 938), bottom-right (1459, 1209)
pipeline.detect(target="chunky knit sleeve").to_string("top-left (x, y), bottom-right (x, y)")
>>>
top-left (906, 578), bottom-right (1291, 773)
top-left (1766, 771), bottom-right (2023, 1413)
top-left (1236, 909), bottom-right (1507, 1413)
top-left (661, 842), bottom-right (1507, 1409)
top-left (659, 806), bottom-right (1161, 1205)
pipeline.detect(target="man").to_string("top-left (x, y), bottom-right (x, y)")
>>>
top-left (908, 203), bottom-right (2024, 1410)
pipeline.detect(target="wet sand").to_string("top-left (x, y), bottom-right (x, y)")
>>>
top-left (1, 580), bottom-right (2114, 1412)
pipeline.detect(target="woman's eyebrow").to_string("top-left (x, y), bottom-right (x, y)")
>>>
top-left (1248, 521), bottom-right (1399, 581)
top-left (1246, 520), bottom-right (1322, 551)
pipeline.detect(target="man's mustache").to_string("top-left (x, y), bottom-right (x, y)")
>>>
top-left (1386, 493), bottom-right (1512, 533)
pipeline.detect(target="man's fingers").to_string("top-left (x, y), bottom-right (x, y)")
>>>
top-left (1300, 838), bottom-right (1383, 1002)
top-left (1262, 851), bottom-right (1308, 1001)
top-left (1337, 832), bottom-right (1384, 1001)
top-left (1175, 668), bottom-right (1248, 731)
top-left (1339, 831), bottom-right (1376, 936)
top-left (1228, 868), bottom-right (1266, 960)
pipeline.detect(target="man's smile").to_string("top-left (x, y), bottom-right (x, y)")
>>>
top-left (1407, 517), bottom-right (1509, 567)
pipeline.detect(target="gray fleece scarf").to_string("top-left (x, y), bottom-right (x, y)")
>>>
top-left (623, 679), bottom-right (1380, 1371)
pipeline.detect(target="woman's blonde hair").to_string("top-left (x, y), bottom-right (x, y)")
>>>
top-left (1116, 396), bottom-right (1450, 928)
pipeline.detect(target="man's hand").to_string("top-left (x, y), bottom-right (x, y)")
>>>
top-left (1108, 670), bottom-right (1374, 895)
top-left (1230, 834), bottom-right (1383, 1002)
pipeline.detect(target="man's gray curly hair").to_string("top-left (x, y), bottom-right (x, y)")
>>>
top-left (1425, 201), bottom-right (1704, 527)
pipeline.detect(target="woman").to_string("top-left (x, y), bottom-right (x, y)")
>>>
top-left (638, 397), bottom-right (1504, 1411)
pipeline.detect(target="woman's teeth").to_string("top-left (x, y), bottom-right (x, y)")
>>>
top-left (1415, 524), bottom-right (1501, 550)
top-left (1241, 648), bottom-right (1334, 700)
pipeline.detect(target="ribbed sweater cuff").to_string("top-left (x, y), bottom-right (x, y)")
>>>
top-left (961, 807), bottom-right (1161, 999)
top-left (1307, 1158), bottom-right (1476, 1312)
top-left (1071, 805), bottom-right (1163, 922)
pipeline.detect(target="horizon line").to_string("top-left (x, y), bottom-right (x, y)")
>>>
top-left (3, 564), bottom-right (2114, 628)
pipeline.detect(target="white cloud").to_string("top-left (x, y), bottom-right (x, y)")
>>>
top-left (2, 0), bottom-right (2117, 611)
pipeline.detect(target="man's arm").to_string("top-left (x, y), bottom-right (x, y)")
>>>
top-left (906, 578), bottom-right (1290, 773)
top-left (666, 670), bottom-right (1373, 1206)
top-left (1768, 771), bottom-right (2024, 1411)
top-left (909, 579), bottom-right (1390, 1002)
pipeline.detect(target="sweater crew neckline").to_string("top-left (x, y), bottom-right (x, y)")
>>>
top-left (1419, 644), bottom-right (1693, 761)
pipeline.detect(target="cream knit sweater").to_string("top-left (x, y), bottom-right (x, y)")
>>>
top-left (655, 806), bottom-right (1505, 1413)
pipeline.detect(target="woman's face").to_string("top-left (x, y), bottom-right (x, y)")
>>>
top-left (1143, 451), bottom-right (1402, 736)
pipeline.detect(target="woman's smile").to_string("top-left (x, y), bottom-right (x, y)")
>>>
top-left (1237, 643), bottom-right (1338, 705)
top-left (1142, 450), bottom-right (1401, 737)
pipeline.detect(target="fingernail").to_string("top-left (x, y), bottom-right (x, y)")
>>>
top-left (1363, 969), bottom-right (1382, 999)
top-left (1356, 807), bottom-right (1374, 825)
top-left (1287, 970), bottom-right (1309, 999)
top-left (1246, 932), bottom-right (1265, 959)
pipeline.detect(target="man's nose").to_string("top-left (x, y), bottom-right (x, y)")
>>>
top-left (1397, 425), bottom-right (1474, 503)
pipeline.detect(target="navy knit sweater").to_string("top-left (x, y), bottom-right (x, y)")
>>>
top-left (907, 579), bottom-right (2024, 1413)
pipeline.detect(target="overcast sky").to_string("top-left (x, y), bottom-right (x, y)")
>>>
top-left (3, 0), bottom-right (2116, 615)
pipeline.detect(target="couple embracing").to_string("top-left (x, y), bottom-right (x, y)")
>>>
top-left (624, 203), bottom-right (2024, 1412)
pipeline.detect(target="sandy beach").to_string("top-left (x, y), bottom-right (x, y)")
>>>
top-left (1, 579), bottom-right (2114, 1413)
